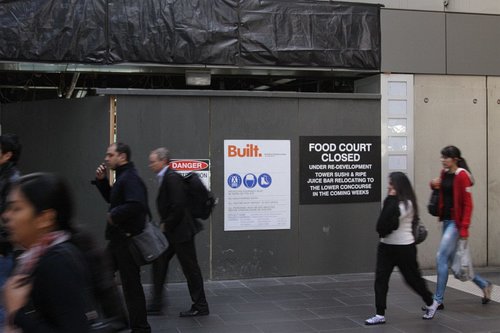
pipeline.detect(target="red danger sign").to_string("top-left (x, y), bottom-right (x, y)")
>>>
top-left (169, 160), bottom-right (209, 171)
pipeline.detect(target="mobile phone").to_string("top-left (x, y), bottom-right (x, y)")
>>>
top-left (99, 163), bottom-right (107, 173)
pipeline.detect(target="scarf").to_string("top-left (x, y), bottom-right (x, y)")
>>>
top-left (15, 231), bottom-right (70, 276)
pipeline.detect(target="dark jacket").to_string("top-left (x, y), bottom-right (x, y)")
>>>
top-left (94, 162), bottom-right (148, 240)
top-left (0, 162), bottom-right (20, 255)
top-left (376, 195), bottom-right (400, 238)
top-left (14, 242), bottom-right (90, 333)
top-left (157, 168), bottom-right (198, 244)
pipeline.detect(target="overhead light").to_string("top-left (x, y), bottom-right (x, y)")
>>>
top-left (185, 70), bottom-right (211, 86)
top-left (253, 78), bottom-right (294, 91)
top-left (75, 90), bottom-right (87, 98)
top-left (273, 78), bottom-right (295, 85)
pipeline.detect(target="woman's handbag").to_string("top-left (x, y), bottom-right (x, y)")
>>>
top-left (58, 242), bottom-right (128, 332)
top-left (412, 216), bottom-right (428, 244)
top-left (427, 189), bottom-right (439, 216)
top-left (451, 239), bottom-right (474, 281)
top-left (129, 221), bottom-right (168, 266)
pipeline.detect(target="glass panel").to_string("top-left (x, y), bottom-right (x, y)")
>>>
top-left (388, 136), bottom-right (407, 151)
top-left (388, 81), bottom-right (407, 97)
top-left (388, 119), bottom-right (407, 134)
top-left (388, 155), bottom-right (407, 170)
top-left (388, 100), bottom-right (407, 116)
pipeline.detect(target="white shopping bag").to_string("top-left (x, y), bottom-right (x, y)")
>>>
top-left (451, 239), bottom-right (474, 282)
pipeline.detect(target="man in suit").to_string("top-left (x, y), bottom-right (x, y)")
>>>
top-left (147, 147), bottom-right (209, 317)
top-left (94, 142), bottom-right (151, 333)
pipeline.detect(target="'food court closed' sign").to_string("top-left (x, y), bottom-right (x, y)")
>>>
top-left (300, 136), bottom-right (381, 204)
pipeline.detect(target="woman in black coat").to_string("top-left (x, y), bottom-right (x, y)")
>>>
top-left (2, 173), bottom-right (91, 333)
top-left (365, 172), bottom-right (435, 325)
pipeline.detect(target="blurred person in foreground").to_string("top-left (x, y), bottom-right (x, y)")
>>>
top-left (3, 173), bottom-right (90, 332)
top-left (0, 134), bottom-right (22, 327)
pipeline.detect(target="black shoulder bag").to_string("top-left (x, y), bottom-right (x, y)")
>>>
top-left (412, 215), bottom-right (428, 245)
top-left (427, 189), bottom-right (439, 217)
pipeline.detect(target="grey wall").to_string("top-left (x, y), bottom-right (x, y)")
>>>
top-left (115, 92), bottom-right (381, 280)
top-left (116, 95), bottom-right (211, 282)
top-left (210, 96), bottom-right (300, 279)
top-left (487, 77), bottom-right (500, 266)
top-left (1, 97), bottom-right (110, 242)
top-left (381, 10), bottom-right (446, 74)
top-left (446, 13), bottom-right (500, 76)
top-left (414, 75), bottom-right (487, 267)
top-left (338, 0), bottom-right (500, 14)
top-left (381, 9), bottom-right (500, 75)
top-left (297, 99), bottom-right (380, 275)
top-left (1, 92), bottom-right (381, 281)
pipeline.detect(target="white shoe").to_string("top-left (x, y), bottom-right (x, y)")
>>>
top-left (365, 314), bottom-right (386, 325)
top-left (423, 300), bottom-right (439, 320)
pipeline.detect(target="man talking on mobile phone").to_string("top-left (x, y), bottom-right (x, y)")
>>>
top-left (93, 142), bottom-right (151, 333)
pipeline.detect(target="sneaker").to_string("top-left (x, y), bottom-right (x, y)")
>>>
top-left (365, 315), bottom-right (386, 325)
top-left (423, 300), bottom-right (439, 320)
top-left (482, 282), bottom-right (493, 304)
top-left (421, 303), bottom-right (444, 311)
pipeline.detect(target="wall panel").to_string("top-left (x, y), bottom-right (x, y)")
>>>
top-left (116, 95), bottom-right (211, 282)
top-left (487, 77), bottom-right (500, 265)
top-left (447, 13), bottom-right (500, 76)
top-left (381, 9), bottom-right (446, 74)
top-left (297, 98), bottom-right (380, 275)
top-left (330, 0), bottom-right (444, 11)
top-left (414, 75), bottom-right (487, 267)
top-left (115, 92), bottom-right (381, 280)
top-left (1, 97), bottom-right (110, 243)
top-left (338, 0), bottom-right (500, 14)
top-left (210, 96), bottom-right (299, 279)
top-left (446, 1), bottom-right (500, 15)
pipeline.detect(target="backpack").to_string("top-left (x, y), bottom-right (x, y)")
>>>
top-left (183, 172), bottom-right (217, 219)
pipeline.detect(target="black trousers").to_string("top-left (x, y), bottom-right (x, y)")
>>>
top-left (374, 242), bottom-right (433, 315)
top-left (152, 237), bottom-right (208, 311)
top-left (108, 240), bottom-right (151, 333)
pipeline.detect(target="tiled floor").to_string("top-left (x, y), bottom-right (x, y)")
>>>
top-left (146, 269), bottom-right (500, 332)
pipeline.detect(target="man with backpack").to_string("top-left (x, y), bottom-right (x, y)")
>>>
top-left (147, 147), bottom-right (209, 317)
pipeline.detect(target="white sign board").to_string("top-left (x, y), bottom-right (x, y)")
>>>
top-left (224, 140), bottom-right (290, 231)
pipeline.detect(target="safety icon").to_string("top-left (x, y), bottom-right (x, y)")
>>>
top-left (227, 173), bottom-right (242, 189)
top-left (243, 173), bottom-right (257, 188)
top-left (258, 173), bottom-right (272, 188)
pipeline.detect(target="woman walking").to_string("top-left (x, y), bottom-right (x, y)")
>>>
top-left (427, 145), bottom-right (492, 317)
top-left (2, 173), bottom-right (91, 332)
top-left (365, 172), bottom-right (435, 325)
